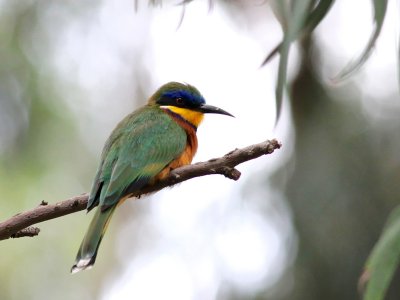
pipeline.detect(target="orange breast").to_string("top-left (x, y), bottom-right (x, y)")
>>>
top-left (154, 112), bottom-right (198, 182)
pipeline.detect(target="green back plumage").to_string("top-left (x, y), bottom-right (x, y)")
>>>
top-left (88, 105), bottom-right (187, 210)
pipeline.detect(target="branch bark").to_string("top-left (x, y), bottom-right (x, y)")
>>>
top-left (0, 139), bottom-right (281, 241)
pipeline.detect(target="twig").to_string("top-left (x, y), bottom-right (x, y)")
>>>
top-left (0, 139), bottom-right (281, 241)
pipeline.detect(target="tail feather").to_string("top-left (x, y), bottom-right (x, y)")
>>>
top-left (71, 206), bottom-right (116, 273)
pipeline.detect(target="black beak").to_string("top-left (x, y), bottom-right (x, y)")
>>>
top-left (197, 104), bottom-right (234, 117)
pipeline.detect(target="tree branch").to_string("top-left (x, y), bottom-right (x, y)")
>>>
top-left (0, 139), bottom-right (281, 241)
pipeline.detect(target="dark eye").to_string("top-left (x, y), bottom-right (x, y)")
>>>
top-left (176, 97), bottom-right (184, 105)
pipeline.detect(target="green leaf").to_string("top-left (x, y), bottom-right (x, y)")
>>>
top-left (177, 0), bottom-right (195, 4)
top-left (398, 28), bottom-right (400, 92)
top-left (269, 0), bottom-right (291, 31)
top-left (272, 0), bottom-right (314, 123)
top-left (275, 41), bottom-right (290, 123)
top-left (362, 206), bottom-right (400, 300)
top-left (333, 0), bottom-right (388, 81)
top-left (305, 0), bottom-right (335, 32)
top-left (262, 0), bottom-right (335, 65)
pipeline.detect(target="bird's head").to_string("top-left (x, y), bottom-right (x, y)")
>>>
top-left (150, 82), bottom-right (233, 128)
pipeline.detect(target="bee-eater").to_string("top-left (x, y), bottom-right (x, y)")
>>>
top-left (71, 82), bottom-right (233, 273)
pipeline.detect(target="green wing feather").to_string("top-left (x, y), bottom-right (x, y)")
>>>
top-left (89, 106), bottom-right (187, 210)
top-left (72, 106), bottom-right (187, 273)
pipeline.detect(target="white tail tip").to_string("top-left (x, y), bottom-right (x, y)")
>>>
top-left (71, 258), bottom-right (93, 274)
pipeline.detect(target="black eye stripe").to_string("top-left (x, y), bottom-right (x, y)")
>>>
top-left (157, 93), bottom-right (203, 109)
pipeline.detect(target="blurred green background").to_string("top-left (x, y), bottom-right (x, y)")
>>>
top-left (1, 1), bottom-right (399, 300)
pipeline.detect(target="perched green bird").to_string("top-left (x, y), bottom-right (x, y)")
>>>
top-left (71, 82), bottom-right (233, 273)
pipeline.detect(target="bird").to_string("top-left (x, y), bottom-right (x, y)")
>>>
top-left (71, 82), bottom-right (233, 273)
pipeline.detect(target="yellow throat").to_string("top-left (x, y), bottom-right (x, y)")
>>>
top-left (164, 106), bottom-right (204, 127)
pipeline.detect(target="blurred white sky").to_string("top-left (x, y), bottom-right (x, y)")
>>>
top-left (32, 0), bottom-right (398, 299)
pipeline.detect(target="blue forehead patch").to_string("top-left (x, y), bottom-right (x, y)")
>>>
top-left (162, 89), bottom-right (205, 105)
